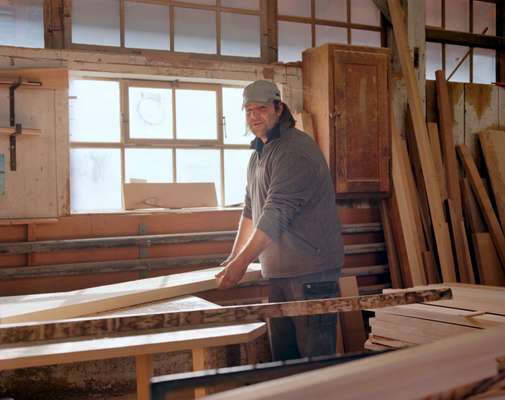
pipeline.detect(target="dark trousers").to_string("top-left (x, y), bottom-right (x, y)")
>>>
top-left (267, 269), bottom-right (339, 361)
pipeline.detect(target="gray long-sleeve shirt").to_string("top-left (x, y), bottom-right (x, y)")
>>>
top-left (243, 121), bottom-right (344, 278)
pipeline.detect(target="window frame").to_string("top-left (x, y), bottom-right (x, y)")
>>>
top-left (69, 77), bottom-right (252, 210)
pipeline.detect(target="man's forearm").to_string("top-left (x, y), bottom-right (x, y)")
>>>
top-left (230, 215), bottom-right (254, 257)
top-left (234, 227), bottom-right (273, 266)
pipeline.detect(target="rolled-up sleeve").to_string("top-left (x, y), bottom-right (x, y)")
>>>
top-left (256, 152), bottom-right (316, 240)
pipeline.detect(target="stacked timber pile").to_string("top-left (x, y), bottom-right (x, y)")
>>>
top-left (382, 0), bottom-right (505, 289)
top-left (365, 283), bottom-right (505, 350)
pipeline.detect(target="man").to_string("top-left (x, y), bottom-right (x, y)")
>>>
top-left (216, 80), bottom-right (344, 361)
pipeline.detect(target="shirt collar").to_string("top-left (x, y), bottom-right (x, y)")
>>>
top-left (250, 122), bottom-right (282, 153)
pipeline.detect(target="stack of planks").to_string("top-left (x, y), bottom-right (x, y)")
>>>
top-left (365, 283), bottom-right (505, 350)
top-left (383, 0), bottom-right (505, 288)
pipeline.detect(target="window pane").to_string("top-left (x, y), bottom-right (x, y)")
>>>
top-left (183, 0), bottom-right (216, 4)
top-left (278, 21), bottom-right (311, 63)
top-left (221, 12), bottom-right (260, 57)
top-left (425, 0), bottom-right (442, 27)
top-left (70, 148), bottom-right (122, 212)
top-left (445, 0), bottom-right (469, 32)
top-left (473, 48), bottom-right (496, 84)
top-left (129, 87), bottom-right (173, 139)
top-left (426, 42), bottom-right (442, 80)
top-left (125, 149), bottom-right (173, 183)
top-left (69, 80), bottom-right (121, 143)
top-left (0, 0), bottom-right (44, 48)
top-left (278, 0), bottom-right (311, 17)
top-left (72, 0), bottom-right (120, 46)
top-left (125, 1), bottom-right (170, 50)
top-left (316, 25), bottom-right (347, 46)
top-left (224, 149), bottom-right (252, 206)
top-left (221, 0), bottom-right (259, 10)
top-left (176, 89), bottom-right (217, 140)
top-left (174, 7), bottom-right (216, 54)
top-left (315, 0), bottom-right (346, 22)
top-left (351, 0), bottom-right (380, 26)
top-left (445, 44), bottom-right (470, 83)
top-left (351, 29), bottom-right (381, 47)
top-left (176, 149), bottom-right (221, 204)
top-left (473, 1), bottom-right (495, 35)
top-left (223, 87), bottom-right (251, 145)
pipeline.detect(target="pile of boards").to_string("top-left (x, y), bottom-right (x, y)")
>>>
top-left (382, 0), bottom-right (505, 289)
top-left (365, 283), bottom-right (505, 350)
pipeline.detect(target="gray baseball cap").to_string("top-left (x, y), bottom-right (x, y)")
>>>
top-left (242, 80), bottom-right (281, 108)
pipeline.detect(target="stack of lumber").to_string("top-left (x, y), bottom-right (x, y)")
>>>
top-left (365, 283), bottom-right (505, 350)
top-left (383, 0), bottom-right (505, 288)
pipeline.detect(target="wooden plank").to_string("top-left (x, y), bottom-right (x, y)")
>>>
top-left (338, 276), bottom-right (366, 352)
top-left (426, 122), bottom-right (447, 200)
top-left (479, 130), bottom-right (505, 232)
top-left (0, 288), bottom-right (452, 345)
top-left (0, 264), bottom-right (263, 324)
top-left (388, 0), bottom-right (456, 282)
top-left (461, 178), bottom-right (485, 234)
top-left (0, 68), bottom-right (68, 90)
top-left (0, 128), bottom-right (41, 136)
top-left (204, 325), bottom-right (505, 400)
top-left (391, 110), bottom-right (426, 285)
top-left (474, 233), bottom-right (505, 286)
top-left (136, 354), bottom-right (153, 400)
top-left (124, 182), bottom-right (217, 210)
top-left (457, 144), bottom-right (505, 272)
top-left (379, 200), bottom-right (403, 288)
top-left (435, 70), bottom-right (474, 283)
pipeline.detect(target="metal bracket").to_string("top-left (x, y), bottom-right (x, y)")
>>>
top-left (8, 80), bottom-right (22, 171)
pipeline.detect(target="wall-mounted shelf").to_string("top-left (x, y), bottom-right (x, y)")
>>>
top-left (0, 128), bottom-right (41, 136)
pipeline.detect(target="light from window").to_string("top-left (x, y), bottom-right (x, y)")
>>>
top-left (125, 149), bottom-right (173, 183)
top-left (0, 0), bottom-right (44, 48)
top-left (223, 87), bottom-right (250, 145)
top-left (316, 25), bottom-right (347, 46)
top-left (221, 0), bottom-right (259, 10)
top-left (426, 42), bottom-right (442, 80)
top-left (473, 1), bottom-right (496, 35)
top-left (221, 12), bottom-right (260, 57)
top-left (72, 0), bottom-right (120, 46)
top-left (125, 1), bottom-right (170, 50)
top-left (69, 80), bottom-right (121, 143)
top-left (315, 0), bottom-right (347, 22)
top-left (174, 7), bottom-right (216, 54)
top-left (70, 148), bottom-right (122, 212)
top-left (176, 89), bottom-right (217, 140)
top-left (176, 149), bottom-right (222, 201)
top-left (473, 48), bottom-right (496, 84)
top-left (445, 0), bottom-right (469, 32)
top-left (224, 149), bottom-right (252, 205)
top-left (129, 87), bottom-right (173, 139)
top-left (351, 29), bottom-right (381, 47)
top-left (446, 44), bottom-right (470, 82)
top-left (278, 0), bottom-right (311, 17)
top-left (425, 0), bottom-right (442, 27)
top-left (351, 0), bottom-right (380, 27)
top-left (278, 21), bottom-right (311, 62)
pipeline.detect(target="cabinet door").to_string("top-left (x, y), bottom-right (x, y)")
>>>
top-left (333, 50), bottom-right (390, 196)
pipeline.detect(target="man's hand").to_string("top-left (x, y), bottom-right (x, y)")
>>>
top-left (215, 257), bottom-right (249, 289)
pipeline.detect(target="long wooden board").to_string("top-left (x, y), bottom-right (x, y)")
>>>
top-left (0, 288), bottom-right (452, 345)
top-left (388, 0), bottom-right (456, 282)
top-left (0, 264), bottom-right (263, 324)
top-left (457, 144), bottom-right (505, 271)
top-left (204, 325), bottom-right (505, 400)
top-left (479, 130), bottom-right (505, 232)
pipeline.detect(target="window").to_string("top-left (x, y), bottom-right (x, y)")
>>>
top-left (71, 0), bottom-right (261, 59)
top-left (425, 0), bottom-right (497, 83)
top-left (277, 0), bottom-right (383, 62)
top-left (69, 79), bottom-right (253, 212)
top-left (0, 0), bottom-right (44, 48)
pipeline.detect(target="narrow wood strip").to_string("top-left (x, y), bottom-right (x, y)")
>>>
top-left (379, 200), bottom-right (403, 288)
top-left (0, 288), bottom-right (451, 345)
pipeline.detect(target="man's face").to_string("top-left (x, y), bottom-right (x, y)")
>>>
top-left (245, 102), bottom-right (282, 139)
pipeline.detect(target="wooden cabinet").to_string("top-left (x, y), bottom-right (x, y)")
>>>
top-left (302, 44), bottom-right (391, 198)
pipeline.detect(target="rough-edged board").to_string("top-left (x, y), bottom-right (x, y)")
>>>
top-left (339, 276), bottom-right (366, 352)
top-left (388, 0), bottom-right (456, 282)
top-left (474, 233), bottom-right (505, 286)
top-left (479, 130), bottom-right (505, 232)
top-left (0, 264), bottom-right (262, 323)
